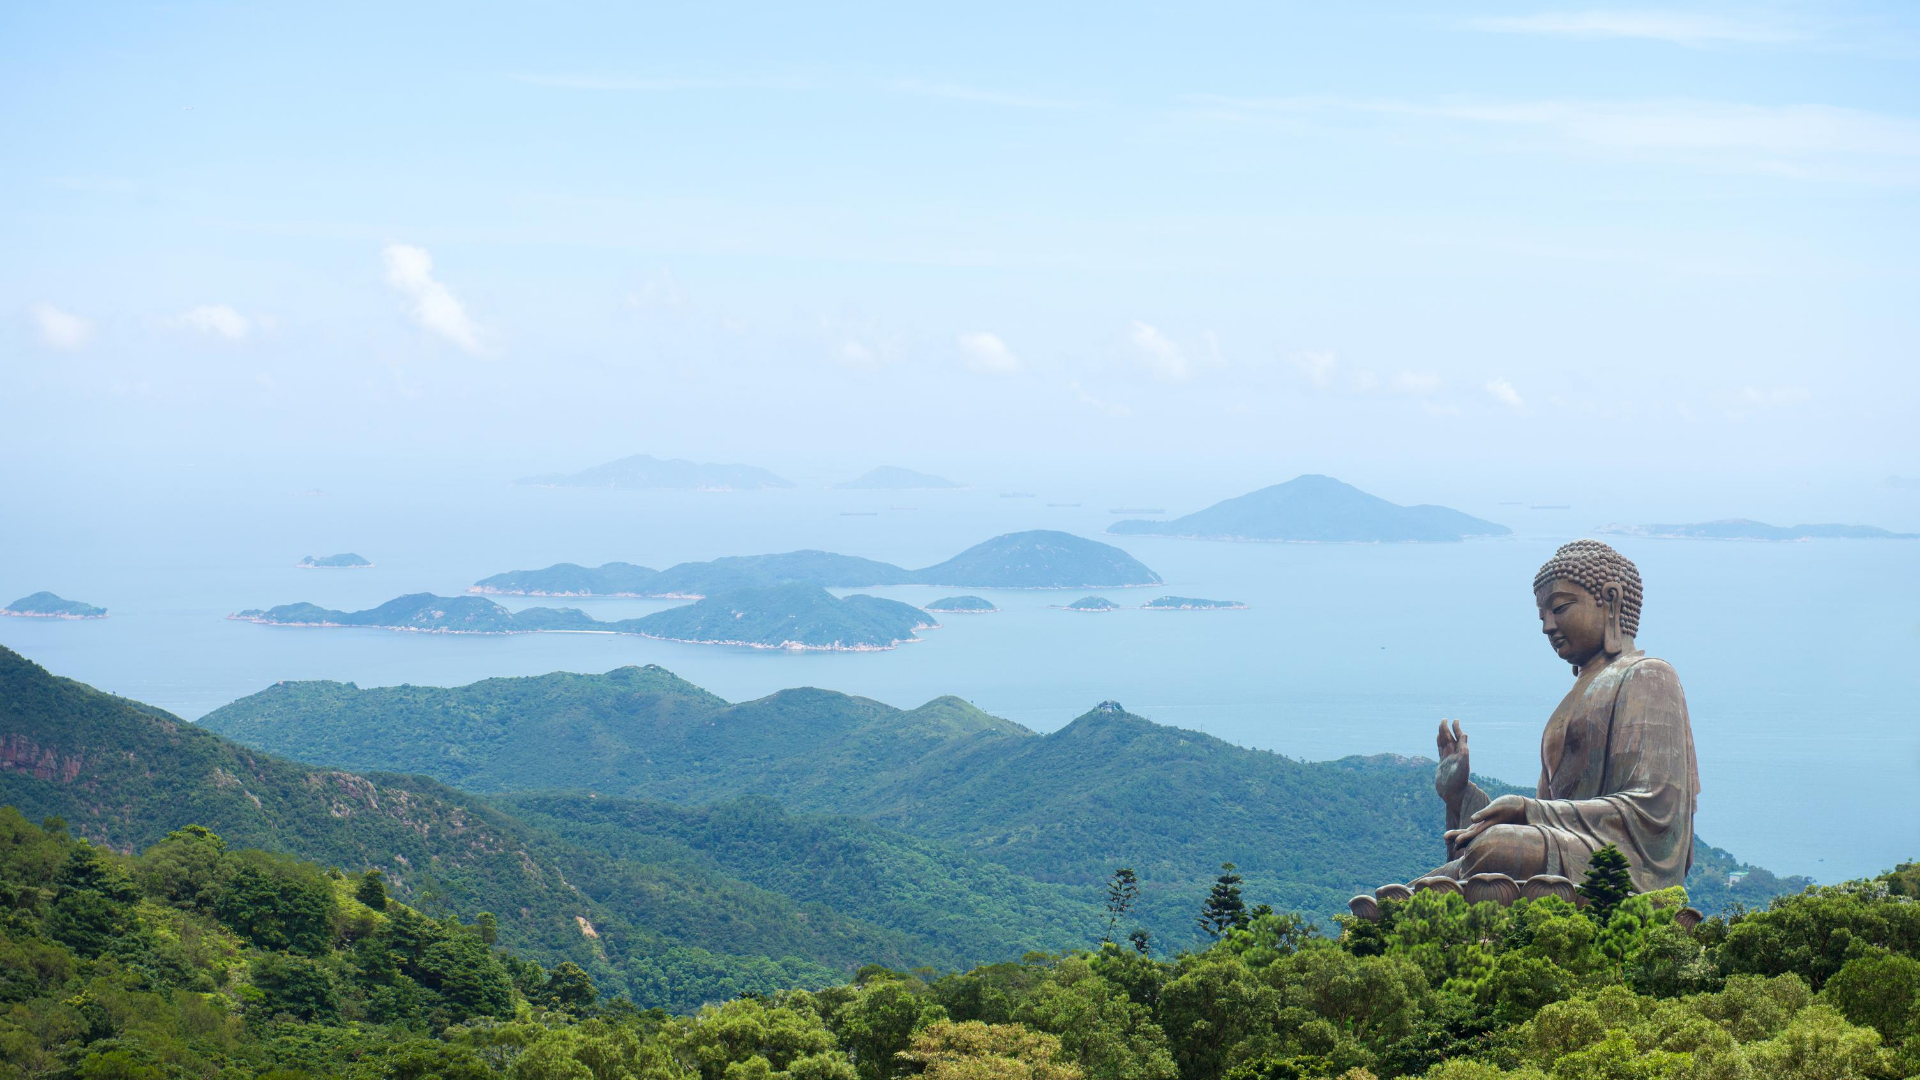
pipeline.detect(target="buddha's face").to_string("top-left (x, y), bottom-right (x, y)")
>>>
top-left (1535, 578), bottom-right (1610, 667)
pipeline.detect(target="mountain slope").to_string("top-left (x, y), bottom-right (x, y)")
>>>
top-left (0, 647), bottom-right (1113, 1004)
top-left (1109, 475), bottom-right (1510, 542)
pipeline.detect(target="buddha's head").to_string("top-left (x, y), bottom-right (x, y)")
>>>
top-left (1532, 540), bottom-right (1643, 672)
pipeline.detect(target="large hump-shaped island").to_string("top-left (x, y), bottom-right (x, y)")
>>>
top-left (1109, 474), bottom-right (1509, 542)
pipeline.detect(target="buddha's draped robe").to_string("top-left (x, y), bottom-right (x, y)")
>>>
top-left (1445, 651), bottom-right (1699, 892)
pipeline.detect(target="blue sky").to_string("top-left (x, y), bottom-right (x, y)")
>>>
top-left (4, 1), bottom-right (1917, 486)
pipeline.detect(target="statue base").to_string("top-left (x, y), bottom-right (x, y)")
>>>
top-left (1347, 874), bottom-right (1702, 929)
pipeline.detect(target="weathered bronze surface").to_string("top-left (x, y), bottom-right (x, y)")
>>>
top-left (1427, 539), bottom-right (1700, 893)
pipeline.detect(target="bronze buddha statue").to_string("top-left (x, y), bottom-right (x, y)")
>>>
top-left (1424, 539), bottom-right (1700, 894)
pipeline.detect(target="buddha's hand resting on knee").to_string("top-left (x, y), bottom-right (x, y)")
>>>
top-left (1444, 794), bottom-right (1528, 849)
top-left (1435, 719), bottom-right (1470, 808)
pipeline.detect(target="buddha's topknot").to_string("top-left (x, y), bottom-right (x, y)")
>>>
top-left (1533, 539), bottom-right (1643, 637)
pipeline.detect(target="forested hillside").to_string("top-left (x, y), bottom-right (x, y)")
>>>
top-left (0, 647), bottom-right (1103, 1006)
top-left (201, 668), bottom-right (1809, 927)
top-left (2, 808), bottom-right (1913, 1079)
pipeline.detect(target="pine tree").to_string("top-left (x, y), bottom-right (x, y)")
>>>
top-left (355, 868), bottom-right (387, 911)
top-left (1578, 844), bottom-right (1635, 921)
top-left (1102, 867), bottom-right (1140, 944)
top-left (1128, 929), bottom-right (1152, 956)
top-left (1198, 862), bottom-right (1249, 939)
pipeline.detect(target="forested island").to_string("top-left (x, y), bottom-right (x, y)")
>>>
top-left (471, 530), bottom-right (1161, 598)
top-left (924, 595), bottom-right (997, 613)
top-left (1, 591), bottom-right (107, 618)
top-left (1060, 596), bottom-right (1120, 611)
top-left (1110, 474), bottom-right (1510, 542)
top-left (1598, 519), bottom-right (1919, 541)
top-left (624, 584), bottom-right (935, 650)
top-left (5, 645), bottom-right (1885, 1080)
top-left (516, 453), bottom-right (795, 490)
top-left (471, 560), bottom-right (664, 596)
top-left (297, 552), bottom-right (372, 568)
top-left (1142, 596), bottom-right (1248, 610)
top-left (834, 465), bottom-right (963, 489)
top-left (232, 586), bottom-right (936, 650)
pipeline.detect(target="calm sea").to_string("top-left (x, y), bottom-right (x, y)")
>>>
top-left (4, 464), bottom-right (1915, 884)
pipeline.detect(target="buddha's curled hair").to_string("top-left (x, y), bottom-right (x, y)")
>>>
top-left (1534, 539), bottom-right (1644, 637)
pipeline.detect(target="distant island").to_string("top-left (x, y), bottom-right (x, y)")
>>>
top-left (1597, 519), bottom-right (1919, 541)
top-left (297, 552), bottom-right (372, 568)
top-left (629, 584), bottom-right (934, 650)
top-left (472, 561), bottom-right (664, 597)
top-left (1109, 474), bottom-right (1510, 542)
top-left (912, 531), bottom-right (1160, 589)
top-left (923, 595), bottom-right (997, 613)
top-left (231, 585), bottom-right (935, 650)
top-left (516, 453), bottom-right (795, 491)
top-left (1060, 596), bottom-right (1119, 612)
top-left (472, 530), bottom-right (1160, 598)
top-left (1142, 596), bottom-right (1247, 610)
top-left (833, 466), bottom-right (962, 490)
top-left (2, 591), bottom-right (107, 619)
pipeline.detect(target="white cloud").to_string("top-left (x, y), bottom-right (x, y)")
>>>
top-left (177, 304), bottom-right (251, 341)
top-left (1070, 380), bottom-right (1133, 418)
top-left (30, 303), bottom-right (91, 350)
top-left (1484, 378), bottom-right (1528, 412)
top-left (957, 331), bottom-right (1021, 375)
top-left (1293, 351), bottom-right (1338, 389)
top-left (1388, 371), bottom-right (1442, 395)
top-left (382, 243), bottom-right (488, 355)
top-left (1469, 10), bottom-right (1799, 47)
top-left (1128, 321), bottom-right (1192, 382)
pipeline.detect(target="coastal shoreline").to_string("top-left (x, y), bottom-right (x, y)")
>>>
top-left (1, 610), bottom-right (108, 620)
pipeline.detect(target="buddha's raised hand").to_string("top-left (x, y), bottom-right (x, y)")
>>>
top-left (1435, 718), bottom-right (1470, 807)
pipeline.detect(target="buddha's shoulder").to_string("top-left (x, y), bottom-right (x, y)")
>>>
top-left (1619, 653), bottom-right (1684, 690)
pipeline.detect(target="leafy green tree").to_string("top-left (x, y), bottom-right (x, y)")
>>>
top-left (217, 850), bottom-right (337, 955)
top-left (1576, 846), bottom-right (1634, 923)
top-left (476, 910), bottom-right (499, 944)
top-left (1014, 957), bottom-right (1175, 1080)
top-left (544, 961), bottom-right (599, 1012)
top-left (898, 1020), bottom-right (1082, 1080)
top-left (1822, 952), bottom-right (1920, 1044)
top-left (356, 868), bottom-right (388, 910)
top-left (833, 977), bottom-right (948, 1080)
top-left (136, 825), bottom-right (229, 912)
top-left (419, 932), bottom-right (517, 1022)
top-left (1198, 864), bottom-right (1248, 940)
top-left (252, 950), bottom-right (342, 1022)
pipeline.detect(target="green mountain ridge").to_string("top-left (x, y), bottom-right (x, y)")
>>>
top-left (199, 666), bottom-right (1807, 934)
top-left (0, 647), bottom-right (1113, 1006)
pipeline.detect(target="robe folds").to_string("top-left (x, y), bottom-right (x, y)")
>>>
top-left (1447, 651), bottom-right (1700, 892)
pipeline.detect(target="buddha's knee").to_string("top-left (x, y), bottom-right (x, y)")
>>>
top-left (1460, 825), bottom-right (1546, 878)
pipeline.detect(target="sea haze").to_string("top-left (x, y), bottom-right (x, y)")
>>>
top-left (3, 462), bottom-right (1915, 885)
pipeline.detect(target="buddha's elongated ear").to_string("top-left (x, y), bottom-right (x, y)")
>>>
top-left (1601, 582), bottom-right (1627, 654)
